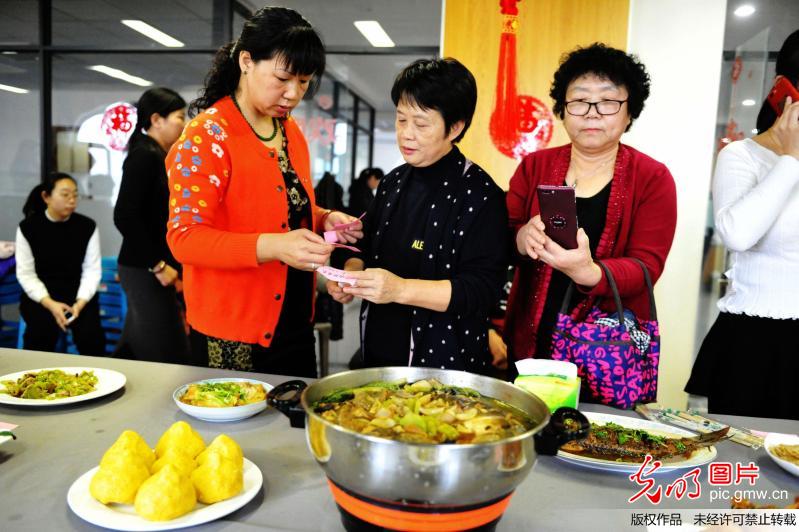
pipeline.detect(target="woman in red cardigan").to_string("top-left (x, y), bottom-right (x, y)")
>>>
top-left (166, 7), bottom-right (361, 377)
top-left (504, 43), bottom-right (677, 377)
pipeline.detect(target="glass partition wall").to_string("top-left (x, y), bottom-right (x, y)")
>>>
top-left (0, 0), bottom-right (375, 248)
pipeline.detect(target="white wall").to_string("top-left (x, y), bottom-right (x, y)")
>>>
top-left (624, 0), bottom-right (727, 408)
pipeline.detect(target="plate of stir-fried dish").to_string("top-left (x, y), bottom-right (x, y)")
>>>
top-left (0, 367), bottom-right (126, 406)
top-left (557, 412), bottom-right (727, 473)
top-left (174, 378), bottom-right (273, 422)
top-left (765, 433), bottom-right (799, 477)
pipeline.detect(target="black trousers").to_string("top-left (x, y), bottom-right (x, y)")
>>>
top-left (189, 326), bottom-right (317, 378)
top-left (20, 294), bottom-right (106, 356)
top-left (115, 264), bottom-right (189, 364)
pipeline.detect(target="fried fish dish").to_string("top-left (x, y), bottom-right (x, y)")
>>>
top-left (560, 421), bottom-right (729, 461)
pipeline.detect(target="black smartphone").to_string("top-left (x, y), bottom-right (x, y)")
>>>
top-left (64, 310), bottom-right (75, 324)
top-left (536, 185), bottom-right (578, 249)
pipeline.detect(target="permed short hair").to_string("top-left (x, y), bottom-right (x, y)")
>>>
top-left (390, 58), bottom-right (477, 143)
top-left (550, 43), bottom-right (651, 131)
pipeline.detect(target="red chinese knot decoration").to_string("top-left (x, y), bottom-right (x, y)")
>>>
top-left (100, 102), bottom-right (136, 151)
top-left (489, 0), bottom-right (554, 160)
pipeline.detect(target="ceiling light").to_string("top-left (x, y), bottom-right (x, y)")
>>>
top-left (733, 5), bottom-right (755, 17)
top-left (87, 65), bottom-right (152, 87)
top-left (121, 20), bottom-right (184, 48)
top-left (0, 83), bottom-right (28, 94)
top-left (354, 21), bottom-right (395, 48)
top-left (742, 99), bottom-right (756, 106)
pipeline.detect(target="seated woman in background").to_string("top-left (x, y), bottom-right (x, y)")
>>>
top-left (114, 87), bottom-right (189, 364)
top-left (504, 43), bottom-right (677, 377)
top-left (686, 30), bottom-right (799, 420)
top-left (328, 58), bottom-right (508, 375)
top-left (15, 173), bottom-right (105, 355)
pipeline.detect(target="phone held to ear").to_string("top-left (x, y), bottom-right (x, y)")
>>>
top-left (536, 185), bottom-right (578, 250)
top-left (767, 75), bottom-right (799, 117)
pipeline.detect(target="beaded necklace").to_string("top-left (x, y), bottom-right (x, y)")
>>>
top-left (231, 93), bottom-right (279, 142)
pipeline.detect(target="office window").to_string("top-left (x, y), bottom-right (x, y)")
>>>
top-left (0, 0), bottom-right (39, 46)
top-left (52, 52), bottom-right (210, 201)
top-left (0, 52), bottom-right (40, 239)
top-left (52, 0), bottom-right (220, 48)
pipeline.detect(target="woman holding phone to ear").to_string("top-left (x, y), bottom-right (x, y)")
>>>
top-left (686, 30), bottom-right (799, 420)
top-left (504, 43), bottom-right (677, 377)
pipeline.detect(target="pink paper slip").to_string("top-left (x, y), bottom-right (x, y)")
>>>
top-left (332, 212), bottom-right (366, 231)
top-left (332, 243), bottom-right (361, 252)
top-left (324, 231), bottom-right (360, 252)
top-left (316, 266), bottom-right (357, 286)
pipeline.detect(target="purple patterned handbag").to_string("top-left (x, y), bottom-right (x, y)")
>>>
top-left (550, 259), bottom-right (659, 409)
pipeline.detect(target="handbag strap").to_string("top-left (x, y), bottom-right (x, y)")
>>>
top-left (559, 260), bottom-right (626, 331)
top-left (559, 258), bottom-right (658, 324)
top-left (630, 258), bottom-right (658, 321)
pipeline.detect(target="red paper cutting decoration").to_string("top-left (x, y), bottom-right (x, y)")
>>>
top-left (489, 0), bottom-right (553, 160)
top-left (100, 102), bottom-right (136, 151)
top-left (731, 56), bottom-right (742, 84)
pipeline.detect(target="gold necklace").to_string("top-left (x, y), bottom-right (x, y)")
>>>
top-left (568, 154), bottom-right (616, 188)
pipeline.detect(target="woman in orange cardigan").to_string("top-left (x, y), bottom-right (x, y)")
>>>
top-left (166, 7), bottom-right (362, 377)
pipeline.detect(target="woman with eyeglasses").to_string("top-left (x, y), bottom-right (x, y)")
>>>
top-left (16, 173), bottom-right (105, 355)
top-left (503, 43), bottom-right (677, 376)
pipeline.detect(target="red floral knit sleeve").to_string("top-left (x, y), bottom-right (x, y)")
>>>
top-left (165, 109), bottom-right (260, 269)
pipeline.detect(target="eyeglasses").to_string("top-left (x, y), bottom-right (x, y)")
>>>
top-left (565, 99), bottom-right (627, 116)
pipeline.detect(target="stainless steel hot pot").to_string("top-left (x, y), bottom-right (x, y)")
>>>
top-left (268, 367), bottom-right (587, 506)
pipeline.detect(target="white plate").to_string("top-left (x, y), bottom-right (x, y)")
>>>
top-left (0, 367), bottom-right (126, 406)
top-left (173, 378), bottom-right (273, 423)
top-left (556, 412), bottom-right (718, 473)
top-left (67, 457), bottom-right (263, 531)
top-left (764, 433), bottom-right (799, 477)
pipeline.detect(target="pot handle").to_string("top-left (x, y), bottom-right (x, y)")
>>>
top-left (534, 407), bottom-right (590, 455)
top-left (266, 379), bottom-right (307, 429)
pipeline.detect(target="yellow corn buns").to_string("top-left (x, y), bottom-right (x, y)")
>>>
top-left (134, 464), bottom-right (197, 521)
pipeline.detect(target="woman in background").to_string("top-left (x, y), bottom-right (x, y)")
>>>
top-left (686, 31), bottom-right (799, 420)
top-left (16, 173), bottom-right (105, 355)
top-left (348, 167), bottom-right (383, 216)
top-left (114, 87), bottom-right (189, 363)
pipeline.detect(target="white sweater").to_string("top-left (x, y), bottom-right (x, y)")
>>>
top-left (713, 138), bottom-right (799, 319)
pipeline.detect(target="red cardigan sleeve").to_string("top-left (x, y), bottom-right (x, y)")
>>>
top-left (581, 162), bottom-right (678, 298)
top-left (507, 156), bottom-right (537, 262)
top-left (165, 119), bottom-right (260, 270)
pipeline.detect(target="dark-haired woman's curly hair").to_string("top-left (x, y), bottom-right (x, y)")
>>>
top-left (190, 6), bottom-right (325, 116)
top-left (550, 43), bottom-right (651, 131)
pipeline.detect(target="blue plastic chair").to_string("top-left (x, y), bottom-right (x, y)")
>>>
top-left (97, 257), bottom-right (127, 354)
top-left (0, 272), bottom-right (22, 348)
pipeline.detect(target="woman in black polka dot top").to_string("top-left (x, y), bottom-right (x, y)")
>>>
top-left (328, 58), bottom-right (509, 375)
